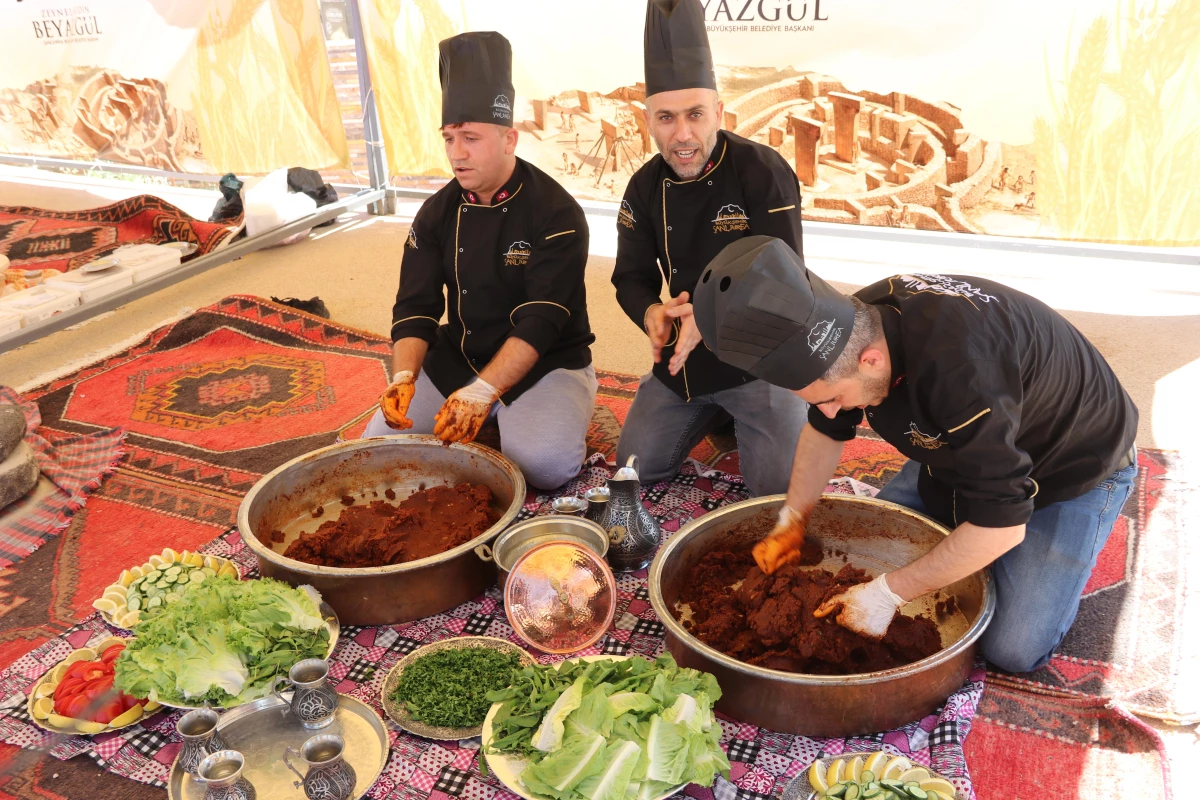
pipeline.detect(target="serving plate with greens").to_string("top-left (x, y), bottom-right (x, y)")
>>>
top-left (381, 636), bottom-right (535, 740)
top-left (482, 654), bottom-right (730, 800)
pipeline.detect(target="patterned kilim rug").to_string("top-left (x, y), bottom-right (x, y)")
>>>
top-left (0, 196), bottom-right (240, 279)
top-left (0, 296), bottom-right (1181, 799)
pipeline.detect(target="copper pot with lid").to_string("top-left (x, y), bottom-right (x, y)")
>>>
top-left (648, 494), bottom-right (995, 737)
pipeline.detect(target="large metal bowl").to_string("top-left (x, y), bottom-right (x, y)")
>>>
top-left (238, 436), bottom-right (526, 625)
top-left (649, 494), bottom-right (994, 738)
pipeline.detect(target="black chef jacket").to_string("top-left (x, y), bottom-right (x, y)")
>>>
top-left (390, 158), bottom-right (594, 403)
top-left (612, 130), bottom-right (804, 400)
top-left (808, 274), bottom-right (1138, 529)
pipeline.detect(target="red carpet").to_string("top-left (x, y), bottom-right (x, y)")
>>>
top-left (0, 296), bottom-right (1182, 798)
top-left (0, 195), bottom-right (240, 275)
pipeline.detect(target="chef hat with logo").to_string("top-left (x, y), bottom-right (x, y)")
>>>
top-left (439, 31), bottom-right (515, 128)
top-left (644, 0), bottom-right (717, 97)
top-left (693, 236), bottom-right (856, 390)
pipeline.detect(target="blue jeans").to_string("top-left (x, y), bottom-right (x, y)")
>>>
top-left (876, 457), bottom-right (1137, 673)
top-left (616, 373), bottom-right (807, 496)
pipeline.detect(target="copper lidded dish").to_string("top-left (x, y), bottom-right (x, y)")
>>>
top-left (504, 541), bottom-right (616, 654)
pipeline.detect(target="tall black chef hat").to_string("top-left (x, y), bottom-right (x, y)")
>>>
top-left (644, 0), bottom-right (717, 97)
top-left (439, 31), bottom-right (515, 128)
top-left (693, 236), bottom-right (857, 391)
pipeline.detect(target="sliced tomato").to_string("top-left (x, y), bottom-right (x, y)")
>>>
top-left (65, 661), bottom-right (93, 680)
top-left (93, 700), bottom-right (125, 724)
top-left (100, 644), bottom-right (124, 664)
top-left (61, 693), bottom-right (90, 719)
top-left (120, 693), bottom-right (141, 710)
top-left (54, 676), bottom-right (87, 700)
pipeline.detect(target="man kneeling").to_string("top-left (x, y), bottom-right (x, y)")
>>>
top-left (362, 31), bottom-right (596, 491)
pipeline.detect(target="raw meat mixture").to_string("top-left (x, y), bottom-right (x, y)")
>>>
top-left (278, 483), bottom-right (499, 568)
top-left (677, 547), bottom-right (942, 674)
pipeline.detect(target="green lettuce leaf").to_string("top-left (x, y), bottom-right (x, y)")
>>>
top-left (525, 731), bottom-right (607, 796)
top-left (643, 716), bottom-right (690, 784)
top-left (608, 692), bottom-right (657, 717)
top-left (684, 731), bottom-right (731, 786)
top-left (567, 686), bottom-right (615, 740)
top-left (577, 740), bottom-right (642, 800)
top-left (532, 676), bottom-right (587, 752)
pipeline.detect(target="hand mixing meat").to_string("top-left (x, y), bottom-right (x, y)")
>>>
top-left (753, 505), bottom-right (821, 573)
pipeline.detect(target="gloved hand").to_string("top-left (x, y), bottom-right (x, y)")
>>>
top-left (379, 370), bottom-right (416, 430)
top-left (433, 378), bottom-right (499, 444)
top-left (753, 505), bottom-right (807, 574)
top-left (813, 573), bottom-right (905, 639)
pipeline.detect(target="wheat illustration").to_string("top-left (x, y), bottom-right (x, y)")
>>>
top-left (1034, 0), bottom-right (1200, 246)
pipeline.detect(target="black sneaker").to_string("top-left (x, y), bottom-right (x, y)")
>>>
top-left (270, 296), bottom-right (330, 319)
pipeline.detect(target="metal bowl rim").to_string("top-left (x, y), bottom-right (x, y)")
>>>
top-left (648, 493), bottom-right (996, 686)
top-left (492, 515), bottom-right (611, 568)
top-left (237, 435), bottom-right (527, 577)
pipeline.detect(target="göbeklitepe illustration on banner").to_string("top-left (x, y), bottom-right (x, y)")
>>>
top-left (358, 0), bottom-right (1200, 248)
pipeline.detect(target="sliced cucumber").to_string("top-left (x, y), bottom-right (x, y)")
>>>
top-left (906, 790), bottom-right (927, 800)
top-left (126, 596), bottom-right (141, 611)
top-left (189, 571), bottom-right (206, 584)
top-left (860, 771), bottom-right (876, 785)
top-left (863, 788), bottom-right (881, 799)
top-left (147, 596), bottom-right (162, 608)
top-left (202, 567), bottom-right (216, 577)
top-left (844, 786), bottom-right (860, 800)
top-left (826, 784), bottom-right (847, 799)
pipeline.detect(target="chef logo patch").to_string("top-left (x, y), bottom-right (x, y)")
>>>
top-left (503, 240), bottom-right (531, 266)
top-left (405, 229), bottom-right (418, 249)
top-left (908, 423), bottom-right (945, 450)
top-left (808, 319), bottom-right (844, 360)
top-left (896, 274), bottom-right (997, 308)
top-left (713, 204), bottom-right (750, 233)
top-left (492, 94), bottom-right (512, 121)
top-left (618, 200), bottom-right (636, 230)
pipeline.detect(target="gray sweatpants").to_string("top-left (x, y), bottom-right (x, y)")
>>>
top-left (616, 372), bottom-right (807, 496)
top-left (362, 366), bottom-right (598, 490)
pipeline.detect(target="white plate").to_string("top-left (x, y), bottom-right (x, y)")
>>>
top-left (480, 655), bottom-right (685, 800)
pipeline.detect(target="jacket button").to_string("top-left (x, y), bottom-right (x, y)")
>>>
top-left (467, 330), bottom-right (472, 335)
top-left (459, 248), bottom-right (464, 252)
top-left (667, 226), bottom-right (672, 231)
top-left (672, 269), bottom-right (677, 273)
top-left (665, 181), bottom-right (671, 187)
top-left (707, 180), bottom-right (713, 185)
top-left (462, 289), bottom-right (468, 294)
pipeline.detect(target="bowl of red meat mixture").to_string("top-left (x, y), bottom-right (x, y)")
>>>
top-left (648, 494), bottom-right (994, 738)
top-left (238, 435), bottom-right (525, 626)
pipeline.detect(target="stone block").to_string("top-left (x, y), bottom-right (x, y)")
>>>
top-left (893, 159), bottom-right (917, 184)
top-left (790, 115), bottom-right (824, 187)
top-left (879, 112), bottom-right (916, 146)
top-left (829, 92), bottom-right (865, 163)
top-left (531, 98), bottom-right (547, 130)
top-left (769, 126), bottom-right (785, 147)
top-left (576, 90), bottom-right (591, 113)
top-left (0, 441), bottom-right (38, 512)
top-left (723, 109), bottom-right (739, 132)
top-left (814, 98), bottom-right (833, 122)
top-left (0, 404), bottom-right (25, 461)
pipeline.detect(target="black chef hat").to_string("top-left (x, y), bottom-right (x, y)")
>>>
top-left (439, 31), bottom-right (515, 128)
top-left (644, 0), bottom-right (717, 97)
top-left (693, 236), bottom-right (856, 390)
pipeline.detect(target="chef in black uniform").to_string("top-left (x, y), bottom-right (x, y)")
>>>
top-left (610, 0), bottom-right (808, 496)
top-left (363, 31), bottom-right (597, 490)
top-left (692, 236), bottom-right (1139, 673)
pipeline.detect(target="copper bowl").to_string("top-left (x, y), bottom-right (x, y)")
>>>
top-left (648, 494), bottom-right (994, 737)
top-left (238, 435), bottom-right (525, 625)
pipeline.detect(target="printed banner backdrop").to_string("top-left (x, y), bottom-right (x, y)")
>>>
top-left (0, 0), bottom-right (349, 175)
top-left (365, 0), bottom-right (1200, 247)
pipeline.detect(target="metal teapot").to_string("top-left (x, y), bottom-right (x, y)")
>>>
top-left (593, 455), bottom-right (661, 572)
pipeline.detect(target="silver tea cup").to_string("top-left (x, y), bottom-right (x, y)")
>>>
top-left (177, 708), bottom-right (226, 776)
top-left (196, 750), bottom-right (256, 800)
top-left (284, 734), bottom-right (357, 800)
top-left (270, 659), bottom-right (338, 729)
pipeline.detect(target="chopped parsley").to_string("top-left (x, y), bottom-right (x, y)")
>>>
top-left (392, 647), bottom-right (523, 728)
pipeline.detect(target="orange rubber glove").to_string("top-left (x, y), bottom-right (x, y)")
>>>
top-left (433, 378), bottom-right (498, 444)
top-left (379, 370), bottom-right (416, 430)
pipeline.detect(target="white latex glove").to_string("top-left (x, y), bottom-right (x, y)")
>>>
top-left (813, 573), bottom-right (905, 639)
top-left (379, 370), bottom-right (416, 429)
top-left (433, 378), bottom-right (499, 444)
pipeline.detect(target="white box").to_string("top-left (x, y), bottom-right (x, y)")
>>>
top-left (0, 285), bottom-right (81, 325)
top-left (0, 310), bottom-right (21, 338)
top-left (116, 245), bottom-right (183, 283)
top-left (46, 266), bottom-right (134, 303)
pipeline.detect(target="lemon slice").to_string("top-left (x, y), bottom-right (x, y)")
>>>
top-left (147, 555), bottom-right (167, 568)
top-left (104, 583), bottom-right (128, 598)
top-left (118, 569), bottom-right (137, 587)
top-left (32, 697), bottom-right (54, 720)
top-left (863, 751), bottom-right (888, 777)
top-left (51, 663), bottom-right (69, 683)
top-left (63, 648), bottom-right (97, 665)
top-left (882, 756), bottom-right (912, 780)
top-left (141, 561), bottom-right (156, 573)
top-left (143, 700), bottom-right (161, 713)
top-left (92, 598), bottom-right (119, 615)
top-left (109, 705), bottom-right (144, 727)
top-left (203, 555), bottom-right (220, 570)
top-left (161, 547), bottom-right (178, 563)
top-left (34, 681), bottom-right (57, 698)
top-left (185, 552), bottom-right (204, 567)
top-left (218, 564), bottom-right (239, 579)
top-left (847, 756), bottom-right (863, 782)
top-left (95, 637), bottom-right (126, 653)
top-left (898, 767), bottom-right (931, 784)
top-left (48, 713), bottom-right (75, 729)
top-left (74, 719), bottom-right (107, 734)
top-left (825, 758), bottom-right (845, 786)
top-left (116, 609), bottom-right (140, 628)
top-left (807, 760), bottom-right (829, 793)
top-left (920, 778), bottom-right (956, 798)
